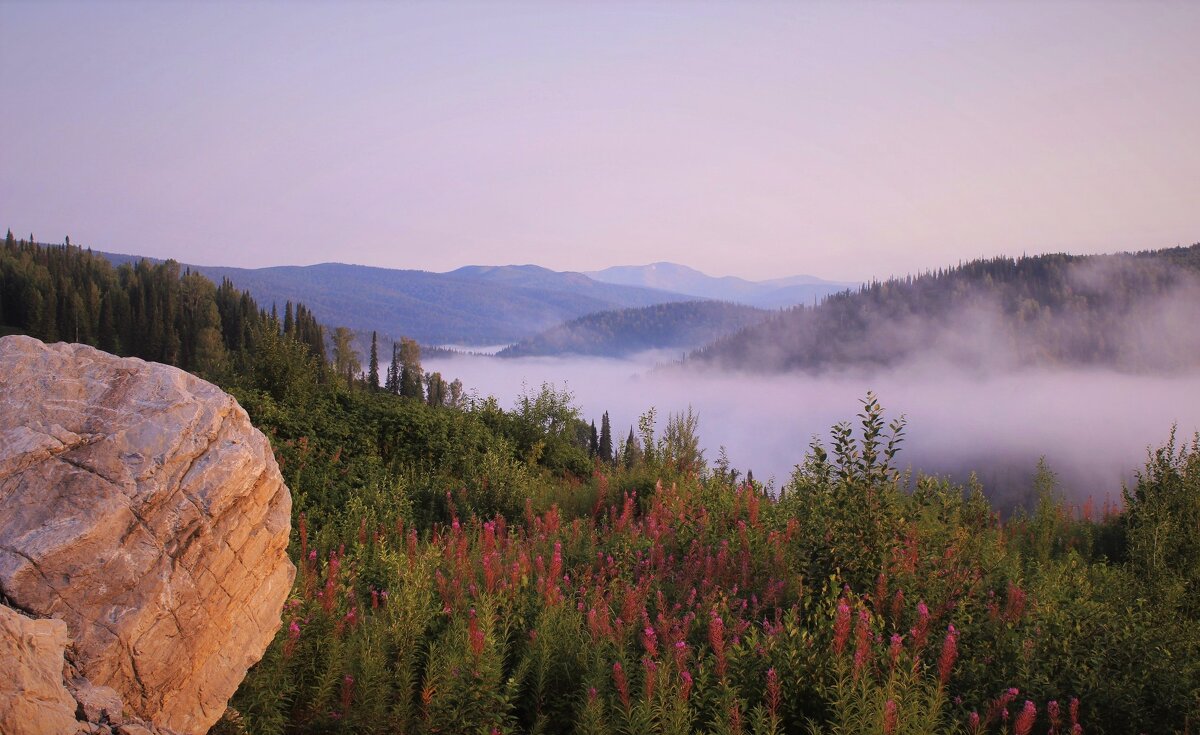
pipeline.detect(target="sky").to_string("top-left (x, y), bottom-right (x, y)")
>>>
top-left (2, 1), bottom-right (1198, 282)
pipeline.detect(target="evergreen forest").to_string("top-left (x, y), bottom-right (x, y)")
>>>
top-left (3, 235), bottom-right (1199, 734)
top-left (694, 245), bottom-right (1200, 373)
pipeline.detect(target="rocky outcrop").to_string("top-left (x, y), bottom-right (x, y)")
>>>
top-left (0, 336), bottom-right (295, 735)
top-left (0, 604), bottom-right (80, 734)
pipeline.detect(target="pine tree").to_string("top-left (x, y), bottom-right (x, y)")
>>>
top-left (623, 427), bottom-right (640, 469)
top-left (368, 330), bottom-right (380, 391)
top-left (599, 411), bottom-right (613, 464)
top-left (588, 421), bottom-right (599, 458)
top-left (386, 342), bottom-right (401, 393)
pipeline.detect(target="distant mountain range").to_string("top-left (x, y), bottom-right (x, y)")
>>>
top-left (498, 301), bottom-right (769, 359)
top-left (99, 256), bottom-right (695, 346)
top-left (587, 262), bottom-right (856, 308)
top-left (97, 253), bottom-right (845, 347)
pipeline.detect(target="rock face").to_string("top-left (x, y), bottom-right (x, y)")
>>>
top-left (0, 604), bottom-right (80, 734)
top-left (0, 336), bottom-right (295, 734)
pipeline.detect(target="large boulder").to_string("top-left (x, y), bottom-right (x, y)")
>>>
top-left (0, 336), bottom-right (295, 734)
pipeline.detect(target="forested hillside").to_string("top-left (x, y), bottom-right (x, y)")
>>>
top-left (693, 245), bottom-right (1200, 373)
top-left (4, 233), bottom-right (1199, 734)
top-left (498, 301), bottom-right (768, 358)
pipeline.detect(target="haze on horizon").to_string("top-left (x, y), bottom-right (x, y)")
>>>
top-left (2, 1), bottom-right (1197, 282)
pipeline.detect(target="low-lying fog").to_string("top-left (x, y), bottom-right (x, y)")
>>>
top-left (426, 352), bottom-right (1200, 508)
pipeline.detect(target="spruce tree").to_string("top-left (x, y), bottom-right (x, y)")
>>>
top-left (368, 330), bottom-right (380, 391)
top-left (623, 427), bottom-right (639, 469)
top-left (386, 342), bottom-right (401, 393)
top-left (589, 421), bottom-right (599, 458)
top-left (599, 411), bottom-right (613, 463)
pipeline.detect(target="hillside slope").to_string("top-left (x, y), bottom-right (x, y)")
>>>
top-left (498, 300), bottom-right (769, 358)
top-left (692, 244), bottom-right (1200, 373)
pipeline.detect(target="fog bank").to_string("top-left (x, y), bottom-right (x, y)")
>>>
top-left (426, 352), bottom-right (1200, 506)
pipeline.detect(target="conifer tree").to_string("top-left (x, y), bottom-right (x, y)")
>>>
top-left (599, 411), bottom-right (613, 463)
top-left (623, 427), bottom-right (640, 469)
top-left (386, 342), bottom-right (400, 393)
top-left (589, 420), bottom-right (599, 457)
top-left (368, 330), bottom-right (380, 391)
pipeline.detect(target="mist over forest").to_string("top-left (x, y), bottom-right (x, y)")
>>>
top-left (429, 350), bottom-right (1200, 506)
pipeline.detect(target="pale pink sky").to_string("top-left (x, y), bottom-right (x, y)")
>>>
top-left (2, 1), bottom-right (1197, 282)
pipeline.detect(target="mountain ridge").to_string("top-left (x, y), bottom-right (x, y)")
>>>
top-left (587, 261), bottom-right (856, 308)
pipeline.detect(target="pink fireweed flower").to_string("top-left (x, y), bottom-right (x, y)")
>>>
top-left (1048, 700), bottom-right (1061, 732)
top-left (852, 609), bottom-right (872, 679)
top-left (888, 633), bottom-right (903, 669)
top-left (833, 599), bottom-right (852, 656)
top-left (1069, 697), bottom-right (1080, 728)
top-left (1014, 700), bottom-right (1037, 735)
top-left (967, 711), bottom-right (981, 735)
top-left (679, 670), bottom-right (694, 701)
top-left (673, 639), bottom-right (689, 670)
top-left (643, 658), bottom-right (658, 700)
top-left (911, 601), bottom-right (931, 651)
top-left (613, 662), bottom-right (631, 709)
top-left (766, 667), bottom-right (781, 719)
top-left (729, 700), bottom-right (744, 735)
top-left (709, 614), bottom-right (727, 678)
top-left (642, 626), bottom-right (659, 657)
top-left (883, 699), bottom-right (898, 735)
top-left (468, 609), bottom-right (485, 658)
top-left (283, 619), bottom-right (301, 658)
top-left (937, 625), bottom-right (958, 686)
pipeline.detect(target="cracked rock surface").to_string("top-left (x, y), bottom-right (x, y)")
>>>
top-left (0, 336), bottom-right (295, 735)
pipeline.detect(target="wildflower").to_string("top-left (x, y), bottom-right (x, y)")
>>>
top-left (911, 601), bottom-right (930, 651)
top-left (709, 613), bottom-right (727, 678)
top-left (613, 662), bottom-right (631, 709)
top-left (883, 699), bottom-right (898, 735)
top-left (1048, 700), bottom-right (1061, 732)
top-left (729, 700), bottom-right (744, 735)
top-left (644, 658), bottom-right (658, 700)
top-left (1069, 697), bottom-right (1080, 728)
top-left (468, 609), bottom-right (485, 658)
top-left (673, 639), bottom-right (689, 670)
top-left (679, 670), bottom-right (694, 701)
top-left (1014, 700), bottom-right (1037, 735)
top-left (833, 599), bottom-right (852, 656)
top-left (283, 619), bottom-right (301, 658)
top-left (642, 626), bottom-right (659, 657)
top-left (967, 711), bottom-right (981, 735)
top-left (766, 667), bottom-right (781, 719)
top-left (937, 625), bottom-right (958, 686)
top-left (888, 633), bottom-right (903, 669)
top-left (852, 609), bottom-right (872, 679)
